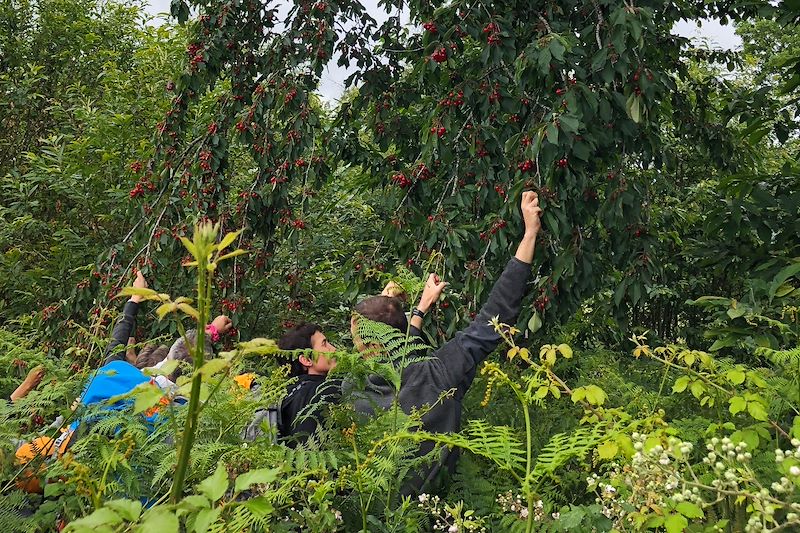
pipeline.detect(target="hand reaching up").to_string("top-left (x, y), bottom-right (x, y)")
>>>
top-left (129, 270), bottom-right (148, 304)
top-left (521, 191), bottom-right (543, 238)
top-left (417, 273), bottom-right (449, 313)
top-left (210, 315), bottom-right (233, 335)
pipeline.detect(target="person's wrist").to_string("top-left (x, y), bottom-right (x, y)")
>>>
top-left (411, 307), bottom-right (427, 319)
top-left (523, 229), bottom-right (539, 240)
top-left (129, 296), bottom-right (143, 304)
top-left (418, 298), bottom-right (434, 313)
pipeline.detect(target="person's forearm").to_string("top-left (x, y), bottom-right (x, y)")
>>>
top-left (103, 300), bottom-right (140, 364)
top-left (514, 232), bottom-right (537, 264)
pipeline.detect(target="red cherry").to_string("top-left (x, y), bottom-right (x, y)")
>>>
top-left (431, 47), bottom-right (448, 63)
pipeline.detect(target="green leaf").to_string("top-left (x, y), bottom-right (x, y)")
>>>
top-left (571, 387), bottom-right (586, 403)
top-left (727, 305), bottom-right (746, 319)
top-left (597, 440), bottom-right (618, 460)
top-left (644, 516), bottom-right (664, 528)
top-left (234, 468), bottom-right (280, 493)
top-left (193, 508), bottom-right (221, 533)
top-left (726, 369), bottom-right (746, 385)
top-left (747, 401), bottom-right (768, 421)
top-left (130, 384), bottom-right (164, 415)
top-left (216, 230), bottom-right (241, 252)
top-left (664, 513), bottom-right (688, 533)
top-left (179, 495), bottom-right (210, 510)
top-left (527, 312), bottom-right (543, 334)
top-left (197, 463), bottom-right (228, 502)
top-left (729, 396), bottom-right (747, 415)
top-left (770, 262), bottom-right (800, 298)
top-left (136, 509), bottom-right (178, 533)
top-left (558, 115), bottom-right (580, 133)
top-left (584, 385), bottom-right (607, 406)
top-left (217, 249), bottom-right (248, 262)
top-left (731, 429), bottom-right (760, 450)
top-left (557, 507), bottom-right (585, 529)
top-left (676, 501), bottom-right (704, 519)
top-left (556, 343), bottom-right (573, 358)
top-left (546, 123), bottom-right (559, 145)
top-left (626, 93), bottom-right (641, 123)
top-left (118, 287), bottom-right (163, 300)
top-left (689, 380), bottom-right (705, 399)
top-left (245, 497), bottom-right (275, 517)
top-left (68, 508), bottom-right (122, 529)
top-left (180, 236), bottom-right (198, 258)
top-left (104, 499), bottom-right (142, 522)
top-left (709, 337), bottom-right (736, 351)
top-left (672, 376), bottom-right (690, 393)
top-left (43, 482), bottom-right (65, 497)
top-left (198, 358), bottom-right (229, 377)
top-left (143, 360), bottom-right (179, 377)
top-left (549, 38), bottom-right (565, 60)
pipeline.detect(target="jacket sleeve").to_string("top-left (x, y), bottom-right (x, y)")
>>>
top-left (103, 301), bottom-right (140, 364)
top-left (431, 257), bottom-right (531, 390)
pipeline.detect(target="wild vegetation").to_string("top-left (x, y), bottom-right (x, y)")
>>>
top-left (1, 0), bottom-right (799, 531)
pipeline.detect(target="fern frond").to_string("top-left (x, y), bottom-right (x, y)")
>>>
top-left (530, 422), bottom-right (608, 484)
top-left (0, 490), bottom-right (31, 533)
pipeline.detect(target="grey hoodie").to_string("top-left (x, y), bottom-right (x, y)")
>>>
top-left (349, 257), bottom-right (531, 492)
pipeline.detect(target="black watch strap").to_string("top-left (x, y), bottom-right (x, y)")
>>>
top-left (411, 307), bottom-right (426, 319)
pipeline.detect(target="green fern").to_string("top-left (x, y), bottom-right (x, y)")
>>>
top-left (0, 490), bottom-right (32, 533)
top-left (530, 422), bottom-right (608, 485)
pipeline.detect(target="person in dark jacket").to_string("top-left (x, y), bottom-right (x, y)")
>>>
top-left (348, 191), bottom-right (543, 493)
top-left (276, 323), bottom-right (339, 446)
top-left (276, 277), bottom-right (449, 446)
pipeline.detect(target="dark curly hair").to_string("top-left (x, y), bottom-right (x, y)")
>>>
top-left (278, 322), bottom-right (323, 376)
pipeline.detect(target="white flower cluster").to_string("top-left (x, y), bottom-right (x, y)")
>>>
top-left (418, 494), bottom-right (486, 532)
top-left (582, 431), bottom-right (800, 533)
top-left (700, 438), bottom-right (751, 493)
top-left (496, 491), bottom-right (542, 522)
top-left (774, 438), bottom-right (800, 465)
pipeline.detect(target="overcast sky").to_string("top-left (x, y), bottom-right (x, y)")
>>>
top-left (143, 0), bottom-right (742, 103)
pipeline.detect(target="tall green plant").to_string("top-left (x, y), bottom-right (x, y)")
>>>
top-left (119, 222), bottom-right (247, 501)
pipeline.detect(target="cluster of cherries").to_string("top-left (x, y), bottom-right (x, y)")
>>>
top-left (392, 172), bottom-right (411, 188)
top-left (479, 219), bottom-right (508, 241)
top-left (483, 22), bottom-right (501, 45)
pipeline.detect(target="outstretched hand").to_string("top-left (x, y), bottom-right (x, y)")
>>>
top-left (521, 191), bottom-right (543, 238)
top-left (418, 273), bottom-right (449, 313)
top-left (514, 191), bottom-right (543, 264)
top-left (211, 315), bottom-right (233, 335)
top-left (129, 270), bottom-right (148, 304)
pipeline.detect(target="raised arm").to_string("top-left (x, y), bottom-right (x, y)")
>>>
top-left (433, 192), bottom-right (543, 386)
top-left (103, 271), bottom-right (147, 364)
